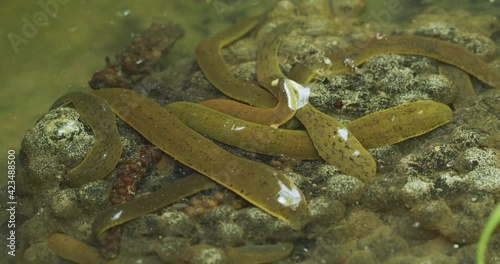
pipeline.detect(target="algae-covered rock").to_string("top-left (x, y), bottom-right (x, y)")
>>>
top-left (19, 107), bottom-right (94, 192)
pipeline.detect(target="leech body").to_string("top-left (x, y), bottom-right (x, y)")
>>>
top-left (47, 233), bottom-right (117, 264)
top-left (200, 23), bottom-right (297, 127)
top-left (165, 101), bottom-right (320, 160)
top-left (324, 35), bottom-right (500, 89)
top-left (195, 16), bottom-right (276, 107)
top-left (92, 173), bottom-right (217, 242)
top-left (295, 104), bottom-right (376, 180)
top-left (200, 78), bottom-right (300, 127)
top-left (438, 63), bottom-right (476, 108)
top-left (190, 243), bottom-right (294, 264)
top-left (346, 100), bottom-right (453, 149)
top-left (255, 23), bottom-right (292, 93)
top-left (93, 88), bottom-right (309, 230)
top-left (166, 100), bottom-right (452, 160)
top-left (51, 92), bottom-right (122, 187)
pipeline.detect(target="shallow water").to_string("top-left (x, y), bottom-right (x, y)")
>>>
top-left (1, 0), bottom-right (499, 263)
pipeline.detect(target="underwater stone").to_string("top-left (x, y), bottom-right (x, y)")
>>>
top-left (308, 196), bottom-right (346, 224)
top-left (363, 54), bottom-right (407, 75)
top-left (235, 207), bottom-right (299, 242)
top-left (369, 145), bottom-right (402, 173)
top-left (215, 221), bottom-right (244, 245)
top-left (478, 89), bottom-right (500, 112)
top-left (19, 107), bottom-right (94, 192)
top-left (416, 143), bottom-right (459, 173)
top-left (375, 68), bottom-right (414, 95)
top-left (344, 250), bottom-right (375, 264)
top-left (297, 0), bottom-right (331, 17)
top-left (331, 0), bottom-right (365, 16)
top-left (412, 73), bottom-right (455, 104)
top-left (119, 235), bottom-right (154, 258)
top-left (77, 180), bottom-right (112, 211)
top-left (434, 172), bottom-right (466, 194)
top-left (324, 174), bottom-right (364, 204)
top-left (20, 214), bottom-right (55, 248)
top-left (123, 214), bottom-right (168, 239)
top-left (449, 126), bottom-right (486, 150)
top-left (414, 22), bottom-right (497, 61)
top-left (22, 242), bottom-right (58, 264)
top-left (50, 188), bottom-right (83, 219)
top-left (454, 147), bottom-right (499, 173)
top-left (159, 210), bottom-right (198, 237)
top-left (401, 177), bottom-right (434, 206)
top-left (410, 200), bottom-right (462, 241)
top-left (191, 247), bottom-right (226, 264)
top-left (312, 163), bottom-right (338, 179)
top-left (464, 166), bottom-right (500, 193)
top-left (387, 254), bottom-right (457, 264)
top-left (153, 237), bottom-right (191, 263)
top-left (340, 210), bottom-right (383, 239)
top-left (357, 226), bottom-right (410, 261)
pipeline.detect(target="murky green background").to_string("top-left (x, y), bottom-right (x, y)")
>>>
top-left (0, 0), bottom-right (497, 189)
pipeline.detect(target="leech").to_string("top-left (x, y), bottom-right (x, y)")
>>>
top-left (93, 88), bottom-right (310, 230)
top-left (50, 92), bottom-right (122, 187)
top-left (47, 233), bottom-right (117, 264)
top-left (195, 16), bottom-right (276, 107)
top-left (200, 23), bottom-right (299, 127)
top-left (438, 63), bottom-right (476, 108)
top-left (295, 104), bottom-right (377, 180)
top-left (324, 35), bottom-right (500, 88)
top-left (166, 100), bottom-right (452, 160)
top-left (189, 243), bottom-right (294, 264)
top-left (199, 78), bottom-right (308, 127)
top-left (92, 173), bottom-right (217, 242)
top-left (346, 100), bottom-right (453, 149)
top-left (165, 101), bottom-right (320, 160)
top-left (256, 22), bottom-right (294, 94)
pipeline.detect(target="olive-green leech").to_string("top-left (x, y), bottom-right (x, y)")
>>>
top-left (200, 78), bottom-right (306, 127)
top-left (195, 16), bottom-right (276, 107)
top-left (438, 63), bottom-right (476, 108)
top-left (93, 88), bottom-right (310, 230)
top-left (323, 35), bottom-right (500, 89)
top-left (289, 59), bottom-right (378, 181)
top-left (51, 92), bottom-right (122, 187)
top-left (346, 100), bottom-right (453, 149)
top-left (295, 104), bottom-right (376, 180)
top-left (200, 23), bottom-right (298, 127)
top-left (190, 243), bottom-right (294, 264)
top-left (290, 59), bottom-right (377, 179)
top-left (166, 100), bottom-right (452, 161)
top-left (165, 101), bottom-right (320, 160)
top-left (255, 22), bottom-right (293, 93)
top-left (48, 233), bottom-right (117, 264)
top-left (92, 173), bottom-right (217, 242)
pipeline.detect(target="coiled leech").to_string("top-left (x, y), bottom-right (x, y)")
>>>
top-left (50, 92), bottom-right (122, 187)
top-left (195, 16), bottom-right (276, 107)
top-left (199, 22), bottom-right (298, 127)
